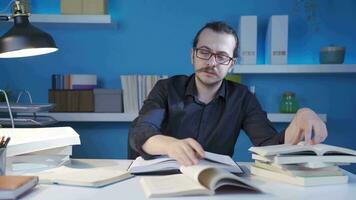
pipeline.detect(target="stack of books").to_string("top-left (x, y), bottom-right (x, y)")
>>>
top-left (249, 143), bottom-right (356, 186)
top-left (120, 75), bottom-right (168, 113)
top-left (1, 127), bottom-right (80, 173)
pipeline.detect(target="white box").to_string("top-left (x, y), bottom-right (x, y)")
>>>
top-left (265, 15), bottom-right (288, 64)
top-left (238, 16), bottom-right (257, 65)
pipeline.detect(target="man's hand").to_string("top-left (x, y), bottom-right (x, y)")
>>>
top-left (142, 135), bottom-right (205, 166)
top-left (285, 108), bottom-right (328, 145)
top-left (165, 138), bottom-right (205, 166)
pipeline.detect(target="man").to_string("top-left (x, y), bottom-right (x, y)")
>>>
top-left (128, 21), bottom-right (327, 166)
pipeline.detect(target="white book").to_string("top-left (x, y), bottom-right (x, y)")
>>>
top-left (33, 165), bottom-right (132, 187)
top-left (120, 75), bottom-right (130, 113)
top-left (239, 16), bottom-right (257, 64)
top-left (252, 153), bottom-right (356, 165)
top-left (254, 161), bottom-right (344, 177)
top-left (249, 143), bottom-right (356, 157)
top-left (128, 151), bottom-right (243, 174)
top-left (140, 165), bottom-right (260, 198)
top-left (250, 165), bottom-right (348, 186)
top-left (28, 146), bottom-right (72, 156)
top-left (265, 15), bottom-right (288, 64)
top-left (0, 127), bottom-right (80, 157)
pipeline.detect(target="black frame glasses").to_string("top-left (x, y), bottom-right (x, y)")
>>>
top-left (195, 48), bottom-right (234, 65)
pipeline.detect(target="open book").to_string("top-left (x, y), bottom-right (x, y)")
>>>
top-left (249, 143), bottom-right (356, 165)
top-left (249, 143), bottom-right (356, 157)
top-left (128, 151), bottom-right (243, 174)
top-left (140, 165), bottom-right (261, 198)
top-left (32, 165), bottom-right (133, 187)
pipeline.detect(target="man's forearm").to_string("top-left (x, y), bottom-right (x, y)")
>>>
top-left (142, 134), bottom-right (177, 156)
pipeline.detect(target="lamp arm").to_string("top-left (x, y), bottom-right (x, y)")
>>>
top-left (0, 89), bottom-right (15, 128)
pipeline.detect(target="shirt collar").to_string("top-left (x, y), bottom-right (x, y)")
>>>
top-left (185, 74), bottom-right (226, 99)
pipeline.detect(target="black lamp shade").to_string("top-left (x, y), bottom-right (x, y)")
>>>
top-left (0, 15), bottom-right (58, 58)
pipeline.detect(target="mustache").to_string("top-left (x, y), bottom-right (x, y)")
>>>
top-left (195, 66), bottom-right (216, 73)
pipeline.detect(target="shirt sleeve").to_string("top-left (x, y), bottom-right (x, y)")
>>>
top-left (242, 92), bottom-right (285, 146)
top-left (128, 80), bottom-right (168, 159)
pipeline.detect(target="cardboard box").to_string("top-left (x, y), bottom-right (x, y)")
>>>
top-left (61, 0), bottom-right (107, 15)
top-left (82, 0), bottom-right (107, 14)
top-left (61, 0), bottom-right (82, 15)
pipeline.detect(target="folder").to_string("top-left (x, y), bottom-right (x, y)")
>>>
top-left (265, 15), bottom-right (288, 64)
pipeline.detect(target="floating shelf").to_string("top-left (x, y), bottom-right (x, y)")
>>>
top-left (18, 112), bottom-right (327, 123)
top-left (233, 64), bottom-right (356, 74)
top-left (0, 14), bottom-right (112, 24)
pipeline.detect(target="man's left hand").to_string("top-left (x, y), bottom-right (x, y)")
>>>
top-left (285, 108), bottom-right (328, 145)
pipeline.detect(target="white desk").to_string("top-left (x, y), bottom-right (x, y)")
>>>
top-left (14, 159), bottom-right (356, 200)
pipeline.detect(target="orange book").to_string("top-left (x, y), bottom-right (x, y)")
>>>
top-left (0, 176), bottom-right (38, 199)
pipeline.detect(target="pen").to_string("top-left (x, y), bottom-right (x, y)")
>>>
top-left (3, 137), bottom-right (11, 148)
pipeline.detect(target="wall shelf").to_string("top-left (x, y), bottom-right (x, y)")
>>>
top-left (19, 112), bottom-right (327, 123)
top-left (233, 64), bottom-right (356, 74)
top-left (0, 14), bottom-right (112, 24)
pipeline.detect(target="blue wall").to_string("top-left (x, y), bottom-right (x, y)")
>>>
top-left (0, 0), bottom-right (355, 172)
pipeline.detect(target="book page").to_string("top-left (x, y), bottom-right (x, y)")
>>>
top-left (312, 144), bottom-right (356, 156)
top-left (140, 174), bottom-right (212, 198)
top-left (33, 165), bottom-right (132, 187)
top-left (249, 144), bottom-right (316, 156)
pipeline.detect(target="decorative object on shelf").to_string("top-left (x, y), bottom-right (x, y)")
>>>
top-left (225, 74), bottom-right (241, 83)
top-left (279, 91), bottom-right (299, 113)
top-left (0, 0), bottom-right (58, 58)
top-left (320, 45), bottom-right (345, 64)
top-left (48, 90), bottom-right (94, 112)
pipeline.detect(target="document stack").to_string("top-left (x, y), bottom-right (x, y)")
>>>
top-left (0, 127), bottom-right (80, 173)
top-left (249, 143), bottom-right (356, 186)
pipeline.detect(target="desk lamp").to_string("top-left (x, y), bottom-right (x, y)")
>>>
top-left (0, 0), bottom-right (58, 127)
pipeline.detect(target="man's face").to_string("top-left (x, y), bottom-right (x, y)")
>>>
top-left (191, 28), bottom-right (236, 87)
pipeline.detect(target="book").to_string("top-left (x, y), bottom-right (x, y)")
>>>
top-left (128, 151), bottom-right (243, 174)
top-left (249, 143), bottom-right (356, 165)
top-left (249, 143), bottom-right (356, 157)
top-left (140, 165), bottom-right (261, 198)
top-left (254, 160), bottom-right (344, 177)
top-left (238, 15), bottom-right (257, 65)
top-left (33, 165), bottom-right (133, 187)
top-left (1, 127), bottom-right (81, 157)
top-left (252, 153), bottom-right (356, 165)
top-left (0, 176), bottom-right (38, 200)
top-left (250, 165), bottom-right (348, 186)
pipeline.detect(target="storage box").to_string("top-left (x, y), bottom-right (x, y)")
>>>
top-left (48, 90), bottom-right (94, 112)
top-left (61, 0), bottom-right (107, 15)
top-left (61, 0), bottom-right (82, 15)
top-left (82, 0), bottom-right (107, 14)
top-left (94, 89), bottom-right (123, 113)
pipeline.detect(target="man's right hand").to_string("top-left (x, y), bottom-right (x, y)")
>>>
top-left (142, 135), bottom-right (205, 166)
top-left (165, 138), bottom-right (205, 166)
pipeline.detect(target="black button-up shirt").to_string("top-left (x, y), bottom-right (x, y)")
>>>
top-left (128, 74), bottom-right (284, 159)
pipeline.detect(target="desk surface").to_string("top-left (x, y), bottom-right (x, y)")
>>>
top-left (15, 159), bottom-right (356, 200)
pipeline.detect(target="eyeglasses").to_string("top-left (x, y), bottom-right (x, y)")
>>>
top-left (195, 48), bottom-right (234, 65)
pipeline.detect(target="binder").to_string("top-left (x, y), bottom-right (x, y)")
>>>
top-left (238, 16), bottom-right (257, 65)
top-left (265, 15), bottom-right (288, 64)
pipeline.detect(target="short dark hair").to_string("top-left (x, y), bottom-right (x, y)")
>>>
top-left (192, 21), bottom-right (239, 58)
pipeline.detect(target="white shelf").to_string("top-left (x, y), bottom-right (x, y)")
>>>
top-left (233, 64), bottom-right (356, 74)
top-left (267, 113), bottom-right (327, 123)
top-left (19, 112), bottom-right (327, 123)
top-left (1, 14), bottom-right (112, 24)
top-left (30, 14), bottom-right (112, 24)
